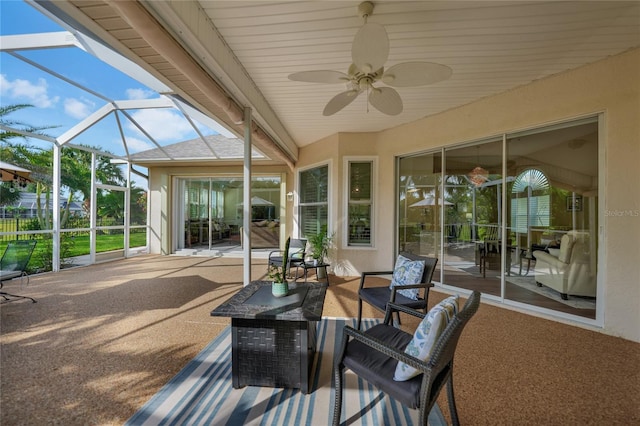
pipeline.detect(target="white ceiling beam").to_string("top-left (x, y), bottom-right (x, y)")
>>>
top-left (119, 110), bottom-right (174, 160)
top-left (57, 104), bottom-right (115, 145)
top-left (169, 97), bottom-right (235, 138)
top-left (71, 31), bottom-right (173, 94)
top-left (0, 32), bottom-right (76, 51)
top-left (112, 98), bottom-right (175, 110)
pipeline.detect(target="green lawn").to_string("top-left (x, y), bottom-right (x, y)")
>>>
top-left (1, 231), bottom-right (147, 272)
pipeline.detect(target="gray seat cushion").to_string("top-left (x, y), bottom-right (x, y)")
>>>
top-left (342, 323), bottom-right (422, 408)
top-left (359, 287), bottom-right (427, 312)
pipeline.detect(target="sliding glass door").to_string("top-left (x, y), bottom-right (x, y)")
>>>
top-left (396, 117), bottom-right (598, 320)
top-left (441, 139), bottom-right (503, 295)
top-left (175, 176), bottom-right (281, 251)
top-left (505, 119), bottom-right (598, 317)
top-left (397, 152), bottom-right (442, 277)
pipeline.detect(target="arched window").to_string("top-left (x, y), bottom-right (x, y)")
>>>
top-left (511, 168), bottom-right (550, 236)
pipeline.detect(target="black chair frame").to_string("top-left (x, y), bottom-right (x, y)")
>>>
top-left (333, 291), bottom-right (481, 426)
top-left (267, 238), bottom-right (307, 280)
top-left (357, 253), bottom-right (437, 330)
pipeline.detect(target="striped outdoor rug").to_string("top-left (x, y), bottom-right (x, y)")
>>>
top-left (125, 318), bottom-right (446, 426)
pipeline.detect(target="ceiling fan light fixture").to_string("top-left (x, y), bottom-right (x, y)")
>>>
top-left (469, 166), bottom-right (489, 187)
top-left (287, 1), bottom-right (452, 116)
top-left (358, 77), bottom-right (372, 90)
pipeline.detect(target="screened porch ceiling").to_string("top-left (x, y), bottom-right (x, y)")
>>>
top-left (4, 1), bottom-right (640, 171)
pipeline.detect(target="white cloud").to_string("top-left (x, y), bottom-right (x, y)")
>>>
top-left (126, 88), bottom-right (155, 100)
top-left (122, 136), bottom-right (155, 153)
top-left (127, 109), bottom-right (194, 142)
top-left (64, 98), bottom-right (93, 119)
top-left (0, 74), bottom-right (59, 108)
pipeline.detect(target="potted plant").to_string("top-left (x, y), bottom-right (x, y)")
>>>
top-left (307, 229), bottom-right (334, 278)
top-left (268, 237), bottom-right (290, 297)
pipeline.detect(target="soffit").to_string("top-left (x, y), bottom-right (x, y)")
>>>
top-left (38, 1), bottom-right (640, 152)
top-left (196, 0), bottom-right (639, 146)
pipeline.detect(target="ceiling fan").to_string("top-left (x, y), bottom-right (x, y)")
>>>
top-left (288, 1), bottom-right (452, 116)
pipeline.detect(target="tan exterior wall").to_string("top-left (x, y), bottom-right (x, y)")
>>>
top-left (298, 48), bottom-right (640, 341)
top-left (146, 49), bottom-right (639, 341)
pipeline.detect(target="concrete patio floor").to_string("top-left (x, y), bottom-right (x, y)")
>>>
top-left (1, 254), bottom-right (638, 425)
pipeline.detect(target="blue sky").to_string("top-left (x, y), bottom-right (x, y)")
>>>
top-left (1, 0), bottom-right (218, 158)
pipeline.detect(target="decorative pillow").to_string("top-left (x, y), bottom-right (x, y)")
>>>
top-left (394, 295), bottom-right (460, 381)
top-left (389, 255), bottom-right (426, 301)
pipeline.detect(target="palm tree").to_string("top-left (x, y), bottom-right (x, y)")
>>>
top-left (1, 104), bottom-right (56, 208)
top-left (1, 104), bottom-right (126, 228)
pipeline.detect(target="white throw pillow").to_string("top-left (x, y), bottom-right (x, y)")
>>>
top-left (394, 295), bottom-right (459, 381)
top-left (389, 255), bottom-right (426, 301)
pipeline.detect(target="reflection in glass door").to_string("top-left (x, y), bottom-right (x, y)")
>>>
top-left (177, 177), bottom-right (243, 251)
top-left (176, 176), bottom-right (282, 252)
top-left (396, 117), bottom-right (598, 320)
top-left (183, 179), bottom-right (220, 251)
top-left (441, 140), bottom-right (503, 294)
top-left (397, 153), bottom-right (442, 277)
top-left (505, 120), bottom-right (598, 318)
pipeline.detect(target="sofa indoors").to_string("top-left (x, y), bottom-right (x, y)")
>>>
top-left (533, 230), bottom-right (596, 300)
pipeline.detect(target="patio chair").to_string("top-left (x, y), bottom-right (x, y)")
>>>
top-left (356, 253), bottom-right (437, 330)
top-left (267, 237), bottom-right (307, 280)
top-left (333, 291), bottom-right (481, 426)
top-left (0, 240), bottom-right (38, 303)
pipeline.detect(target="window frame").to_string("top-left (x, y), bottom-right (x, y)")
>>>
top-left (344, 156), bottom-right (377, 249)
top-left (297, 162), bottom-right (331, 240)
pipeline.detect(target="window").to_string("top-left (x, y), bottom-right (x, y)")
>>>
top-left (510, 169), bottom-right (550, 234)
top-left (347, 160), bottom-right (374, 246)
top-left (299, 164), bottom-right (329, 237)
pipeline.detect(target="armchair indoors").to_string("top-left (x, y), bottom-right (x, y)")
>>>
top-left (0, 240), bottom-right (38, 303)
top-left (267, 238), bottom-right (307, 280)
top-left (357, 253), bottom-right (437, 330)
top-left (333, 291), bottom-right (481, 426)
top-left (533, 230), bottom-right (596, 300)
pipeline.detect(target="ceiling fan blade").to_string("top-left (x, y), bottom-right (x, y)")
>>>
top-left (352, 23), bottom-right (389, 74)
top-left (288, 70), bottom-right (350, 84)
top-left (323, 90), bottom-right (361, 116)
top-left (368, 86), bottom-right (403, 116)
top-left (382, 62), bottom-right (452, 87)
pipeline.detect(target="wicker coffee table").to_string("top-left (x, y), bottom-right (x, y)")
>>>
top-left (210, 280), bottom-right (327, 394)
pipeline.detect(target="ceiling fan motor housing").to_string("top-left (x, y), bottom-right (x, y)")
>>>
top-left (358, 2), bottom-right (375, 20)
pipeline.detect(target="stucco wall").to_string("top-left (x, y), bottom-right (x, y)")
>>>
top-left (300, 48), bottom-right (640, 341)
top-left (145, 49), bottom-right (639, 341)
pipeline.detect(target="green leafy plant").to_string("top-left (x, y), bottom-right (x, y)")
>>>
top-left (267, 237), bottom-right (290, 283)
top-left (307, 228), bottom-right (334, 261)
